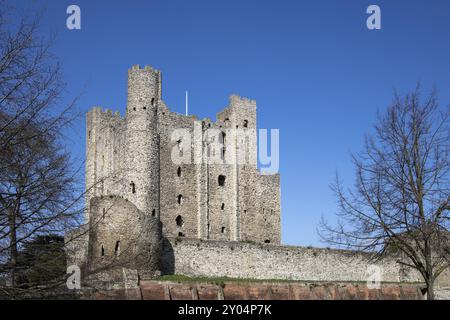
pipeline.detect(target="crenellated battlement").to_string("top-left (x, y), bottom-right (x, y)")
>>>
top-left (128, 65), bottom-right (162, 83)
top-left (129, 64), bottom-right (160, 72)
top-left (229, 94), bottom-right (257, 108)
top-left (88, 106), bottom-right (123, 119)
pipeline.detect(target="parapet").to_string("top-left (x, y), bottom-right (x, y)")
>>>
top-left (229, 94), bottom-right (256, 108)
top-left (88, 106), bottom-right (123, 119)
top-left (128, 64), bottom-right (161, 75)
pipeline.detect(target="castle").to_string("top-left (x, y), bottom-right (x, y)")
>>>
top-left (85, 64), bottom-right (280, 244)
top-left (66, 65), bottom-right (447, 297)
top-left (66, 65), bottom-right (282, 277)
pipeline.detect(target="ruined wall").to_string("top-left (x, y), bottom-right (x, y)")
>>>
top-left (436, 268), bottom-right (450, 289)
top-left (85, 108), bottom-right (126, 222)
top-left (239, 169), bottom-right (281, 244)
top-left (65, 224), bottom-right (89, 268)
top-left (161, 238), bottom-right (422, 283)
top-left (87, 196), bottom-right (162, 277)
top-left (156, 94), bottom-right (281, 244)
top-left (158, 102), bottom-right (200, 239)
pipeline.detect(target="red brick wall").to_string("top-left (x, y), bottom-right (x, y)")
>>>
top-left (82, 281), bottom-right (424, 300)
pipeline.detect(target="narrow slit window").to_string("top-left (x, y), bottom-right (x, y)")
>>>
top-left (221, 203), bottom-right (225, 210)
top-left (152, 209), bottom-right (156, 217)
top-left (115, 241), bottom-right (120, 256)
top-left (221, 227), bottom-right (225, 233)
top-left (221, 147), bottom-right (226, 160)
top-left (177, 194), bottom-right (183, 205)
top-left (177, 139), bottom-right (183, 157)
top-left (130, 181), bottom-right (136, 194)
top-left (220, 132), bottom-right (226, 160)
top-left (101, 245), bottom-right (105, 257)
top-left (177, 166), bottom-right (181, 177)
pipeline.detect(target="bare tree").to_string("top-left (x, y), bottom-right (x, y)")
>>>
top-left (319, 86), bottom-right (450, 300)
top-left (0, 3), bottom-right (83, 289)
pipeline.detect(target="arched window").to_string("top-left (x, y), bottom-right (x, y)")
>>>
top-left (177, 194), bottom-right (183, 205)
top-left (221, 227), bottom-right (226, 233)
top-left (221, 203), bottom-right (225, 210)
top-left (176, 215), bottom-right (183, 227)
top-left (101, 245), bottom-right (105, 257)
top-left (243, 120), bottom-right (248, 128)
top-left (218, 175), bottom-right (226, 186)
top-left (152, 209), bottom-right (156, 217)
top-left (151, 98), bottom-right (155, 106)
top-left (177, 166), bottom-right (181, 177)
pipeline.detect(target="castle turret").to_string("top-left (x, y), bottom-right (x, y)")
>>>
top-left (125, 65), bottom-right (161, 218)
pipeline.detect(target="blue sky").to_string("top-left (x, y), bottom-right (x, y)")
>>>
top-left (13, 0), bottom-right (450, 246)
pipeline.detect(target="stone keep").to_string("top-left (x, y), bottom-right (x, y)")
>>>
top-left (84, 65), bottom-right (281, 251)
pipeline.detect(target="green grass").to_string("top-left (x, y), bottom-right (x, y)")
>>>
top-left (154, 274), bottom-right (424, 286)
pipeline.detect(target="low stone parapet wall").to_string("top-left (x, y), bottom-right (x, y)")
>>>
top-left (80, 281), bottom-right (425, 300)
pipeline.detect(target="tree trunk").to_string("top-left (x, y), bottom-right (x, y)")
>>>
top-left (426, 279), bottom-right (435, 300)
top-left (8, 208), bottom-right (18, 287)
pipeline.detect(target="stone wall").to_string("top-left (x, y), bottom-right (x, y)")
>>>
top-left (158, 102), bottom-right (201, 239)
top-left (65, 223), bottom-right (89, 268)
top-left (85, 107), bottom-right (126, 222)
top-left (87, 196), bottom-right (162, 276)
top-left (81, 280), bottom-right (425, 300)
top-left (162, 238), bottom-right (422, 283)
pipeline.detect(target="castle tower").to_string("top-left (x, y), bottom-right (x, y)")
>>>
top-left (125, 65), bottom-right (161, 218)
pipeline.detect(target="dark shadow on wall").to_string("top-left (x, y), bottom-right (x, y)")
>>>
top-left (160, 237), bottom-right (174, 275)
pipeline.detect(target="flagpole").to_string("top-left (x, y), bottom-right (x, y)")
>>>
top-left (185, 90), bottom-right (188, 116)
